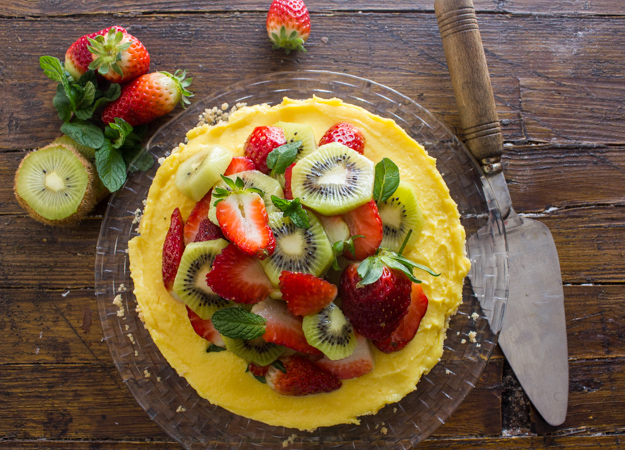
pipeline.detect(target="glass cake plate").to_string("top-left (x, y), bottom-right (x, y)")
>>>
top-left (95, 70), bottom-right (508, 448)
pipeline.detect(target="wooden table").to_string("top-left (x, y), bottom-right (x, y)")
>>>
top-left (1, 1), bottom-right (623, 448)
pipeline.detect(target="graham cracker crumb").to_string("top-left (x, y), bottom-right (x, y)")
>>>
top-left (127, 333), bottom-right (135, 344)
top-left (113, 294), bottom-right (125, 317)
top-left (468, 331), bottom-right (477, 343)
top-left (125, 324), bottom-right (129, 331)
top-left (144, 369), bottom-right (151, 378)
top-left (157, 376), bottom-right (162, 382)
top-left (131, 209), bottom-right (143, 225)
top-left (196, 102), bottom-right (248, 127)
top-left (471, 312), bottom-right (479, 321)
top-left (282, 434), bottom-right (297, 447)
top-left (461, 339), bottom-right (466, 344)
top-left (393, 407), bottom-right (397, 413)
top-left (136, 304), bottom-right (145, 322)
top-left (176, 405), bottom-right (186, 413)
top-left (117, 283), bottom-right (127, 292)
top-left (380, 427), bottom-right (388, 435)
top-left (158, 156), bottom-right (166, 165)
top-left (445, 369), bottom-right (451, 374)
top-left (476, 343), bottom-right (482, 348)
top-left (135, 350), bottom-right (139, 357)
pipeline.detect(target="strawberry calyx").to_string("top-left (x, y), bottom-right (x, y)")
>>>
top-left (87, 28), bottom-right (132, 77)
top-left (158, 70), bottom-right (194, 108)
top-left (357, 230), bottom-right (440, 286)
top-left (331, 235), bottom-right (364, 270)
top-left (212, 175), bottom-right (264, 206)
top-left (270, 26), bottom-right (307, 54)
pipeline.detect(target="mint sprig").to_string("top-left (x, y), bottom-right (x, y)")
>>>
top-left (373, 158), bottom-right (400, 203)
top-left (266, 140), bottom-right (301, 176)
top-left (211, 307), bottom-right (267, 340)
top-left (271, 196), bottom-right (310, 229)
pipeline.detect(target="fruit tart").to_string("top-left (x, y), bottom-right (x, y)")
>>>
top-left (128, 96), bottom-right (470, 431)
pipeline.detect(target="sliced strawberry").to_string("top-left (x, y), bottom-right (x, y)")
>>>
top-left (243, 126), bottom-right (287, 174)
top-left (279, 271), bottom-right (337, 316)
top-left (252, 299), bottom-right (322, 355)
top-left (319, 122), bottom-right (366, 155)
top-left (224, 156), bottom-right (256, 176)
top-left (186, 306), bottom-right (224, 347)
top-left (266, 355), bottom-right (341, 396)
top-left (373, 283), bottom-right (429, 353)
top-left (340, 263), bottom-right (412, 341)
top-left (206, 244), bottom-right (274, 304)
top-left (162, 208), bottom-right (184, 292)
top-left (183, 191), bottom-right (223, 245)
top-left (248, 362), bottom-right (270, 378)
top-left (314, 333), bottom-right (374, 379)
top-left (283, 162), bottom-right (296, 200)
top-left (216, 191), bottom-right (275, 259)
top-left (342, 200), bottom-right (383, 260)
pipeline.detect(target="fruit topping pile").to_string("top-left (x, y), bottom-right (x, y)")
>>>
top-left (162, 120), bottom-right (438, 396)
top-left (14, 26), bottom-right (193, 226)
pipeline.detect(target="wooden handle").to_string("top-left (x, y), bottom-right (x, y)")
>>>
top-left (435, 0), bottom-right (503, 167)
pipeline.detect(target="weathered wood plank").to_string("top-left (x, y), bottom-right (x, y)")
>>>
top-left (0, 0), bottom-right (623, 17)
top-left (0, 360), bottom-right (503, 441)
top-left (2, 285), bottom-right (621, 366)
top-left (0, 76), bottom-right (522, 152)
top-left (0, 434), bottom-right (623, 449)
top-left (531, 358), bottom-right (625, 435)
top-left (505, 144), bottom-right (625, 212)
top-left (520, 78), bottom-right (625, 143)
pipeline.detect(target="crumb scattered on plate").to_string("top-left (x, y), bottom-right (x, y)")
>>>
top-left (113, 294), bottom-right (124, 317)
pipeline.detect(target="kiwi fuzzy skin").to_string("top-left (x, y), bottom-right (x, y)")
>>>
top-left (14, 143), bottom-right (97, 227)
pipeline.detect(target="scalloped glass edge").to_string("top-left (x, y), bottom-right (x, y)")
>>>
top-left (95, 70), bottom-right (508, 449)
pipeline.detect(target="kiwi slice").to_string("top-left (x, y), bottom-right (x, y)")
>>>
top-left (14, 143), bottom-right (96, 226)
top-left (52, 135), bottom-right (96, 162)
top-left (273, 121), bottom-right (318, 162)
top-left (172, 239), bottom-right (233, 320)
top-left (260, 212), bottom-right (334, 286)
top-left (175, 145), bottom-right (234, 201)
top-left (208, 170), bottom-right (284, 225)
top-left (302, 302), bottom-right (357, 360)
top-left (378, 181), bottom-right (424, 252)
top-left (222, 336), bottom-right (284, 366)
top-left (291, 143), bottom-right (375, 215)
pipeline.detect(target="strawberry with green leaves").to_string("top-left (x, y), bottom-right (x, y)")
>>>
top-left (266, 0), bottom-right (311, 54)
top-left (102, 70), bottom-right (193, 126)
top-left (213, 176), bottom-right (275, 259)
top-left (87, 27), bottom-right (150, 83)
top-left (244, 126), bottom-right (287, 174)
top-left (64, 26), bottom-right (124, 81)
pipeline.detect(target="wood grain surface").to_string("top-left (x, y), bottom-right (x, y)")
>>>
top-left (0, 0), bottom-right (623, 448)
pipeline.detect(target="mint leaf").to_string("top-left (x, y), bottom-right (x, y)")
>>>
top-left (252, 374), bottom-right (267, 383)
top-left (40, 55), bottom-right (76, 110)
top-left (211, 307), bottom-right (267, 340)
top-left (207, 344), bottom-right (226, 353)
top-left (105, 118), bottom-right (133, 149)
top-left (95, 140), bottom-right (127, 192)
top-left (271, 196), bottom-right (310, 228)
top-left (77, 81), bottom-right (96, 110)
top-left (61, 120), bottom-right (104, 149)
top-left (266, 141), bottom-right (300, 176)
top-left (77, 70), bottom-right (98, 88)
top-left (53, 85), bottom-right (72, 122)
top-left (373, 158), bottom-right (400, 203)
top-left (124, 148), bottom-right (154, 173)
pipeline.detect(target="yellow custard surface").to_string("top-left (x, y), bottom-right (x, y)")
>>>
top-left (128, 96), bottom-right (470, 431)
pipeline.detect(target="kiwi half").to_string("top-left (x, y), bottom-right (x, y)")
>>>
top-left (378, 181), bottom-right (424, 252)
top-left (175, 144), bottom-right (234, 201)
top-left (222, 336), bottom-right (284, 366)
top-left (302, 302), bottom-right (357, 360)
top-left (259, 212), bottom-right (334, 286)
top-left (14, 143), bottom-right (96, 226)
top-left (290, 143), bottom-right (375, 215)
top-left (172, 239), bottom-right (233, 319)
top-left (208, 170), bottom-right (284, 225)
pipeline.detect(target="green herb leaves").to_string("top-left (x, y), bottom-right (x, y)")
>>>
top-left (271, 196), bottom-right (310, 228)
top-left (266, 140), bottom-right (301, 176)
top-left (211, 307), bottom-right (267, 340)
top-left (39, 55), bottom-right (152, 193)
top-left (373, 158), bottom-right (400, 203)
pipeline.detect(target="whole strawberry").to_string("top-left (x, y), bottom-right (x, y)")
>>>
top-left (64, 26), bottom-right (123, 81)
top-left (319, 122), bottom-right (366, 155)
top-left (87, 27), bottom-right (150, 83)
top-left (244, 126), bottom-right (287, 174)
top-left (266, 355), bottom-right (341, 396)
top-left (266, 0), bottom-right (311, 54)
top-left (340, 263), bottom-right (412, 341)
top-left (101, 70), bottom-right (193, 126)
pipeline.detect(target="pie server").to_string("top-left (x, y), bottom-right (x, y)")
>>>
top-left (434, 0), bottom-right (569, 426)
